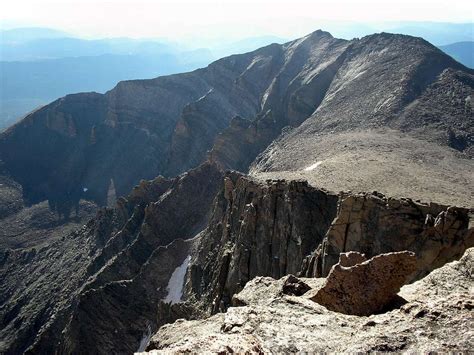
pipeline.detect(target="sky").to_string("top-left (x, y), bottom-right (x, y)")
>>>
top-left (1, 0), bottom-right (473, 41)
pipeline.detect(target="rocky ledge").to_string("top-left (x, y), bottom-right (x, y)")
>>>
top-left (143, 247), bottom-right (474, 353)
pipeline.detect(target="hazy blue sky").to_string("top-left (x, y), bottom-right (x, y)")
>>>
top-left (1, 0), bottom-right (473, 41)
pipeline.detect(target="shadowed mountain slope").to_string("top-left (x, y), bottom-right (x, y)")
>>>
top-left (1, 30), bottom-right (472, 216)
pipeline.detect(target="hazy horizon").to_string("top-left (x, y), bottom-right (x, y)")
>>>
top-left (1, 0), bottom-right (473, 129)
top-left (1, 0), bottom-right (473, 45)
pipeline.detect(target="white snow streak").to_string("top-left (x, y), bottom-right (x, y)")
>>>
top-left (197, 88), bottom-right (214, 102)
top-left (136, 324), bottom-right (152, 352)
top-left (304, 161), bottom-right (323, 171)
top-left (163, 256), bottom-right (191, 304)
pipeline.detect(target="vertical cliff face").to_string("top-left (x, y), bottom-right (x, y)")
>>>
top-left (185, 174), bottom-right (340, 312)
top-left (300, 193), bottom-right (474, 280)
top-left (0, 93), bottom-right (108, 212)
top-left (185, 176), bottom-right (473, 314)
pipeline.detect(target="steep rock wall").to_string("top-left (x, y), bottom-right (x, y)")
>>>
top-left (300, 192), bottom-right (474, 279)
top-left (186, 174), bottom-right (339, 312)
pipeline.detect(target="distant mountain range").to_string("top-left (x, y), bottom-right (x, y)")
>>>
top-left (0, 29), bottom-right (217, 130)
top-left (0, 50), bottom-right (214, 129)
top-left (1, 23), bottom-right (472, 130)
top-left (0, 27), bottom-right (70, 43)
top-left (439, 41), bottom-right (474, 69)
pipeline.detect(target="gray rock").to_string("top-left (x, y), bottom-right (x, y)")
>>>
top-left (143, 248), bottom-right (474, 354)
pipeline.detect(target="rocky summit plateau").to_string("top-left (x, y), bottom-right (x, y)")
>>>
top-left (0, 29), bottom-right (473, 354)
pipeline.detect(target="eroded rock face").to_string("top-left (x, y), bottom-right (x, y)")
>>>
top-left (311, 251), bottom-right (417, 316)
top-left (339, 251), bottom-right (367, 267)
top-left (185, 174), bottom-right (339, 312)
top-left (143, 248), bottom-right (474, 354)
top-left (1, 169), bottom-right (473, 354)
top-left (184, 176), bottom-right (473, 317)
top-left (0, 31), bottom-right (350, 211)
top-left (300, 192), bottom-right (474, 280)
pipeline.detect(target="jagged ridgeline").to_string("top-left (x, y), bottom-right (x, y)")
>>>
top-left (0, 30), bottom-right (473, 354)
top-left (1, 31), bottom-right (472, 215)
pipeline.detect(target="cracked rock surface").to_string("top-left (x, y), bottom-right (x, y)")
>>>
top-left (143, 248), bottom-right (474, 354)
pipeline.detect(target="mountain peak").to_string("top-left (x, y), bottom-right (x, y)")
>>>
top-left (305, 29), bottom-right (334, 40)
top-left (359, 31), bottom-right (433, 47)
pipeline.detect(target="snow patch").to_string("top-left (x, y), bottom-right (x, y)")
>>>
top-left (136, 324), bottom-right (152, 352)
top-left (304, 161), bottom-right (323, 171)
top-left (163, 256), bottom-right (191, 304)
top-left (197, 88), bottom-right (214, 102)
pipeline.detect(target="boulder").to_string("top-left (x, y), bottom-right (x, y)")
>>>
top-left (143, 248), bottom-right (474, 353)
top-left (311, 251), bottom-right (417, 316)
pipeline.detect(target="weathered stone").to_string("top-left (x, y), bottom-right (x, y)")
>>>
top-left (300, 193), bottom-right (473, 280)
top-left (339, 251), bottom-right (367, 267)
top-left (311, 251), bottom-right (417, 316)
top-left (187, 174), bottom-right (339, 313)
top-left (143, 248), bottom-right (474, 354)
top-left (0, 163), bottom-right (223, 354)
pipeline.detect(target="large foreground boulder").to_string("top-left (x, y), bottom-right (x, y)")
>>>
top-left (311, 251), bottom-right (417, 316)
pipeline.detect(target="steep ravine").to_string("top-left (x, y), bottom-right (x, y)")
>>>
top-left (0, 163), bottom-right (223, 354)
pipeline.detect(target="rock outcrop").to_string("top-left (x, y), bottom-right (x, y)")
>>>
top-left (185, 175), bottom-right (339, 313)
top-left (0, 162), bottom-right (223, 354)
top-left (143, 248), bottom-right (474, 354)
top-left (311, 251), bottom-right (417, 315)
top-left (300, 192), bottom-right (474, 280)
